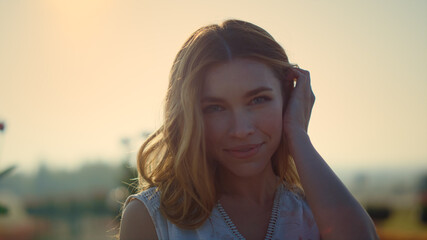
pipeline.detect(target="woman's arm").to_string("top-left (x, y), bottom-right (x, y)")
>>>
top-left (284, 69), bottom-right (379, 240)
top-left (120, 199), bottom-right (158, 240)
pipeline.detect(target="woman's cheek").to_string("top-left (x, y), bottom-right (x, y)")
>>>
top-left (257, 104), bottom-right (283, 130)
top-left (204, 115), bottom-right (227, 146)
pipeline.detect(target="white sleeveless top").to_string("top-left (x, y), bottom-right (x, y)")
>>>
top-left (124, 184), bottom-right (320, 240)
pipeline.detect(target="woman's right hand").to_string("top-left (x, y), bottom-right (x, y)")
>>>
top-left (283, 68), bottom-right (315, 138)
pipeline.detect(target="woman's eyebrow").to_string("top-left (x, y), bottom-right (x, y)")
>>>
top-left (244, 87), bottom-right (273, 98)
top-left (201, 87), bottom-right (273, 103)
top-left (201, 96), bottom-right (223, 103)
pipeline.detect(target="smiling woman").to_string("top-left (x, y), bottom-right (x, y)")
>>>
top-left (119, 19), bottom-right (379, 240)
top-left (202, 59), bottom-right (284, 179)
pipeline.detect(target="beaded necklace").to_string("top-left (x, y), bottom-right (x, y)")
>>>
top-left (216, 185), bottom-right (282, 240)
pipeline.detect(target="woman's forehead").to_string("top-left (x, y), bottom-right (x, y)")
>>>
top-left (202, 58), bottom-right (281, 97)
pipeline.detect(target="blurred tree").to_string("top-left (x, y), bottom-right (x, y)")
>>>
top-left (419, 173), bottom-right (427, 224)
top-left (34, 162), bottom-right (53, 196)
top-left (119, 131), bottom-right (151, 196)
top-left (421, 206), bottom-right (427, 224)
top-left (121, 161), bottom-right (138, 195)
top-left (0, 165), bottom-right (16, 179)
top-left (0, 165), bottom-right (16, 216)
top-left (366, 205), bottom-right (392, 224)
top-left (0, 121), bottom-right (5, 161)
top-left (0, 205), bottom-right (7, 215)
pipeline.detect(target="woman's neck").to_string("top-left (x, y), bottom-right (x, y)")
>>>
top-left (217, 164), bottom-right (279, 205)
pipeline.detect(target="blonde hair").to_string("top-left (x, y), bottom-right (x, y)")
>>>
top-left (136, 19), bottom-right (301, 229)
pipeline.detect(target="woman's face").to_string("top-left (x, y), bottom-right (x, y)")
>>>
top-left (201, 58), bottom-right (284, 177)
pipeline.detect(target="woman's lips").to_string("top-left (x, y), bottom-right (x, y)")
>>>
top-left (224, 143), bottom-right (263, 159)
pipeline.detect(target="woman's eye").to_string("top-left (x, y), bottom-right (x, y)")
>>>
top-left (251, 96), bottom-right (271, 105)
top-left (203, 105), bottom-right (224, 113)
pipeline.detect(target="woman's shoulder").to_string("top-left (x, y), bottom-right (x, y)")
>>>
top-left (124, 187), bottom-right (161, 212)
top-left (120, 188), bottom-right (159, 240)
top-left (281, 182), bottom-right (305, 199)
top-left (280, 183), bottom-right (317, 221)
top-left (278, 183), bottom-right (320, 237)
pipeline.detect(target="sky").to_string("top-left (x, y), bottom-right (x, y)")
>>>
top-left (0, 0), bottom-right (426, 174)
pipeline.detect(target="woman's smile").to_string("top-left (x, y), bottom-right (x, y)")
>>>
top-left (224, 142), bottom-right (264, 159)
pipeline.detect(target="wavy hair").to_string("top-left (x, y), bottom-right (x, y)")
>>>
top-left (136, 19), bottom-right (301, 229)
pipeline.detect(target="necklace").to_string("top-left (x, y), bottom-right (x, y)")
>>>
top-left (216, 185), bottom-right (282, 240)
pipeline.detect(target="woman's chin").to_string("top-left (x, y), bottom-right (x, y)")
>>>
top-left (218, 160), bottom-right (274, 179)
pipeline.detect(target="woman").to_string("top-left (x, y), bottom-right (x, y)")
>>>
top-left (120, 19), bottom-right (378, 240)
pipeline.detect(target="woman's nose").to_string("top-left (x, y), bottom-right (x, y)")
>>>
top-left (228, 110), bottom-right (255, 139)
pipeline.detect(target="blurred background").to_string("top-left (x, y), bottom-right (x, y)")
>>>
top-left (0, 0), bottom-right (426, 239)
